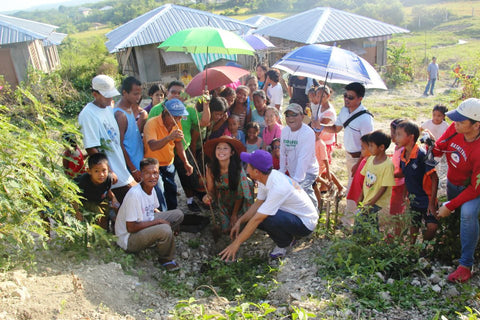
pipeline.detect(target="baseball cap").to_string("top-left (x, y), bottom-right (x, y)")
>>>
top-left (240, 150), bottom-right (273, 173)
top-left (165, 99), bottom-right (189, 117)
top-left (92, 75), bottom-right (120, 98)
top-left (446, 98), bottom-right (480, 122)
top-left (284, 103), bottom-right (303, 115)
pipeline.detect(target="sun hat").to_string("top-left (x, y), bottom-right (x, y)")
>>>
top-left (165, 99), bottom-right (189, 117)
top-left (240, 150), bottom-right (273, 173)
top-left (284, 103), bottom-right (303, 115)
top-left (446, 98), bottom-right (480, 122)
top-left (204, 136), bottom-right (246, 159)
top-left (92, 75), bottom-right (120, 98)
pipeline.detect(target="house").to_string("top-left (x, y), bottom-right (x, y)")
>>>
top-left (243, 15), bottom-right (279, 30)
top-left (0, 14), bottom-right (67, 87)
top-left (254, 7), bottom-right (409, 67)
top-left (105, 4), bottom-right (252, 86)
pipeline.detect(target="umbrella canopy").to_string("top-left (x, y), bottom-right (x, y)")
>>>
top-left (186, 66), bottom-right (249, 97)
top-left (158, 27), bottom-right (255, 55)
top-left (242, 34), bottom-right (275, 50)
top-left (273, 44), bottom-right (387, 90)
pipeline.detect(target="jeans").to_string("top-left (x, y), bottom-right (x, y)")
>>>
top-left (154, 182), bottom-right (167, 212)
top-left (299, 172), bottom-right (318, 208)
top-left (258, 209), bottom-right (312, 248)
top-left (159, 164), bottom-right (178, 210)
top-left (424, 78), bottom-right (437, 95)
top-left (447, 181), bottom-right (480, 267)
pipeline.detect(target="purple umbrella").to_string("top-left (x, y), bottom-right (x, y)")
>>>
top-left (242, 34), bottom-right (275, 50)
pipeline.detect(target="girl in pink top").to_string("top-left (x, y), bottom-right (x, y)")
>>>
top-left (262, 106), bottom-right (283, 148)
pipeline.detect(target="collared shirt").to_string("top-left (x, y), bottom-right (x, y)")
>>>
top-left (143, 115), bottom-right (183, 166)
top-left (335, 103), bottom-right (374, 153)
top-left (400, 144), bottom-right (436, 209)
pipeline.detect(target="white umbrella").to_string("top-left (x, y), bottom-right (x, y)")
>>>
top-left (273, 44), bottom-right (387, 90)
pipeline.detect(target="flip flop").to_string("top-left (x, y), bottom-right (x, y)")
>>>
top-left (162, 260), bottom-right (180, 272)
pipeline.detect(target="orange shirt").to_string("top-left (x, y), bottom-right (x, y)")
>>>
top-left (143, 115), bottom-right (182, 166)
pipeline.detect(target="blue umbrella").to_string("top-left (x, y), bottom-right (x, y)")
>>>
top-left (242, 34), bottom-right (275, 50)
top-left (273, 44), bottom-right (387, 90)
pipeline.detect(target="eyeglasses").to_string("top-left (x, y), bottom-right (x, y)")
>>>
top-left (343, 93), bottom-right (356, 100)
top-left (285, 112), bottom-right (300, 118)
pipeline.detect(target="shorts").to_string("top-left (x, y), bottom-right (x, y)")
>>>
top-left (390, 184), bottom-right (406, 215)
top-left (411, 206), bottom-right (438, 227)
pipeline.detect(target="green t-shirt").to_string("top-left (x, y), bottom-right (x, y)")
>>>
top-left (148, 101), bottom-right (166, 119)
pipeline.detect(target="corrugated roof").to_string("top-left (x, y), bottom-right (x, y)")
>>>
top-left (0, 14), bottom-right (62, 45)
top-left (243, 15), bottom-right (279, 29)
top-left (105, 4), bottom-right (253, 53)
top-left (44, 32), bottom-right (67, 46)
top-left (254, 7), bottom-right (409, 44)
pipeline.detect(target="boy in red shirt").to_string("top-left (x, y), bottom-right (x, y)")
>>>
top-left (433, 98), bottom-right (480, 283)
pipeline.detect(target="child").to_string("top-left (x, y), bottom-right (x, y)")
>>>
top-left (270, 138), bottom-right (280, 170)
top-left (144, 84), bottom-right (166, 114)
top-left (251, 90), bottom-right (267, 136)
top-left (262, 106), bottom-right (283, 148)
top-left (245, 122), bottom-right (263, 153)
top-left (390, 119), bottom-right (406, 217)
top-left (229, 85), bottom-right (251, 133)
top-left (421, 105), bottom-right (449, 140)
top-left (224, 114), bottom-right (245, 144)
top-left (207, 97), bottom-right (229, 140)
top-left (305, 87), bottom-right (319, 119)
top-left (73, 153), bottom-right (120, 230)
top-left (344, 134), bottom-right (371, 226)
top-left (181, 70), bottom-right (192, 85)
top-left (62, 133), bottom-right (86, 178)
top-left (220, 87), bottom-right (236, 108)
top-left (396, 121), bottom-right (439, 243)
top-left (354, 131), bottom-right (395, 234)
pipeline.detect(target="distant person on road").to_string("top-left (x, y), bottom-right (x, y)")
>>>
top-left (424, 57), bottom-right (439, 96)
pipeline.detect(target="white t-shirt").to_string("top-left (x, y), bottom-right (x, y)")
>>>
top-left (257, 170), bottom-right (318, 231)
top-left (78, 102), bottom-right (134, 188)
top-left (280, 123), bottom-right (319, 183)
top-left (115, 184), bottom-right (160, 250)
top-left (267, 83), bottom-right (283, 109)
top-left (421, 119), bottom-right (449, 140)
top-left (335, 104), bottom-right (374, 153)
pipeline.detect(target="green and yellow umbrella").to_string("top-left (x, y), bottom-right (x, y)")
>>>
top-left (158, 27), bottom-right (255, 55)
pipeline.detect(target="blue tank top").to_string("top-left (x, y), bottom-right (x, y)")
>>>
top-left (114, 108), bottom-right (144, 170)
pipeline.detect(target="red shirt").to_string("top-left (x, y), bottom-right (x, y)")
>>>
top-left (433, 123), bottom-right (480, 210)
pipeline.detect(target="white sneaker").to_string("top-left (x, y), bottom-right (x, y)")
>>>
top-left (269, 246), bottom-right (287, 259)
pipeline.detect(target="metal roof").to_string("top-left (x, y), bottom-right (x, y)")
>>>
top-left (254, 7), bottom-right (409, 44)
top-left (243, 15), bottom-right (279, 29)
top-left (105, 4), bottom-right (253, 53)
top-left (0, 14), bottom-right (63, 45)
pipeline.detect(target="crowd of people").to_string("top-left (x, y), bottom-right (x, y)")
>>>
top-left (63, 64), bottom-right (480, 283)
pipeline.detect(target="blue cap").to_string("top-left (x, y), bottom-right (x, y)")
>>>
top-left (165, 98), bottom-right (189, 117)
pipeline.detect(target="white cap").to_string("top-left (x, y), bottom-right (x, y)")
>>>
top-left (446, 98), bottom-right (480, 122)
top-left (92, 75), bottom-right (120, 98)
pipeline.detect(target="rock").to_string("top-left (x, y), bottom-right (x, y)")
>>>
top-left (290, 292), bottom-right (302, 301)
top-left (10, 270), bottom-right (27, 286)
top-left (276, 306), bottom-right (288, 315)
top-left (182, 252), bottom-right (189, 259)
top-left (12, 287), bottom-right (30, 300)
top-left (379, 291), bottom-right (391, 301)
top-left (429, 274), bottom-right (441, 284)
top-left (411, 279), bottom-right (421, 286)
top-left (431, 284), bottom-right (441, 293)
top-left (375, 272), bottom-right (385, 282)
top-left (418, 257), bottom-right (431, 270)
top-left (445, 287), bottom-right (459, 297)
top-left (195, 290), bottom-right (205, 298)
top-left (387, 278), bottom-right (395, 285)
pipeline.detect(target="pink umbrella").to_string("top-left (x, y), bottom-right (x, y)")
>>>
top-left (185, 66), bottom-right (250, 97)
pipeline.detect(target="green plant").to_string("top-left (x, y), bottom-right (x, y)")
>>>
top-left (198, 257), bottom-right (279, 301)
top-left (187, 239), bottom-right (201, 249)
top-left (384, 43), bottom-right (415, 87)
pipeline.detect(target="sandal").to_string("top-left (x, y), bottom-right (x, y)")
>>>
top-left (161, 260), bottom-right (180, 272)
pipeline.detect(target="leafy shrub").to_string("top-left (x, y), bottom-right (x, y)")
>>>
top-left (0, 87), bottom-right (110, 271)
top-left (408, 6), bottom-right (454, 31)
top-left (384, 43), bottom-right (415, 87)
